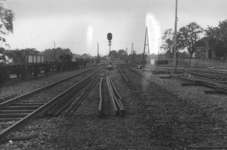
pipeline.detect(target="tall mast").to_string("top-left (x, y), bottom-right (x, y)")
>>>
top-left (173, 0), bottom-right (178, 72)
top-left (143, 27), bottom-right (150, 64)
top-left (97, 43), bottom-right (99, 57)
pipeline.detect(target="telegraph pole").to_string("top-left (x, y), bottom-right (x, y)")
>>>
top-left (131, 43), bottom-right (134, 61)
top-left (173, 0), bottom-right (178, 73)
top-left (54, 41), bottom-right (57, 61)
top-left (97, 43), bottom-right (99, 57)
top-left (126, 47), bottom-right (128, 63)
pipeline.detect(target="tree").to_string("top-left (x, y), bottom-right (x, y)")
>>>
top-left (0, 4), bottom-right (15, 49)
top-left (42, 48), bottom-right (72, 62)
top-left (59, 54), bottom-right (72, 62)
top-left (110, 50), bottom-right (118, 59)
top-left (161, 29), bottom-right (174, 53)
top-left (118, 49), bottom-right (127, 60)
top-left (205, 20), bottom-right (227, 57)
top-left (218, 20), bottom-right (227, 45)
top-left (161, 28), bottom-right (185, 57)
top-left (0, 47), bottom-right (4, 53)
top-left (178, 22), bottom-right (203, 57)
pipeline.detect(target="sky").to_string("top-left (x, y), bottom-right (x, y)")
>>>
top-left (2, 0), bottom-right (227, 56)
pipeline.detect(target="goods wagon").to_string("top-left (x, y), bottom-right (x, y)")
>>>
top-left (26, 54), bottom-right (44, 63)
top-left (0, 51), bottom-right (89, 85)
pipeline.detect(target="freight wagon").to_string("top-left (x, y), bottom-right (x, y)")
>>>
top-left (0, 51), bottom-right (88, 85)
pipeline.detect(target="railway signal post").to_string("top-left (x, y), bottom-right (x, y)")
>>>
top-left (107, 33), bottom-right (112, 62)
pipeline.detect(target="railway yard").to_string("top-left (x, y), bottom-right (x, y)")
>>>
top-left (1, 62), bottom-right (227, 149)
top-left (1, 0), bottom-right (227, 149)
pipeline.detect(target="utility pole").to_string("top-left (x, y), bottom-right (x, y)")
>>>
top-left (54, 41), bottom-right (57, 61)
top-left (97, 43), bottom-right (100, 64)
top-left (126, 47), bottom-right (128, 63)
top-left (97, 43), bottom-right (99, 57)
top-left (173, 0), bottom-right (178, 73)
top-left (131, 43), bottom-right (134, 62)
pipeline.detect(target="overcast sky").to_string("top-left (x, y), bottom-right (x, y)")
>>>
top-left (3, 0), bottom-right (227, 56)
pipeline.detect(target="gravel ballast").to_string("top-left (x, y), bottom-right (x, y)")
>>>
top-left (2, 64), bottom-right (227, 149)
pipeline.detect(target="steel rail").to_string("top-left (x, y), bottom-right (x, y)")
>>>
top-left (112, 94), bottom-right (125, 115)
top-left (0, 67), bottom-right (97, 109)
top-left (106, 76), bottom-right (125, 115)
top-left (153, 66), bottom-right (227, 80)
top-left (64, 73), bottom-right (101, 117)
top-left (109, 77), bottom-right (122, 100)
top-left (48, 66), bottom-right (104, 116)
top-left (123, 65), bottom-right (143, 77)
top-left (0, 66), bottom-right (103, 142)
top-left (46, 67), bottom-right (103, 116)
top-left (106, 76), bottom-right (118, 115)
top-left (117, 65), bottom-right (129, 82)
top-left (108, 77), bottom-right (125, 114)
top-left (98, 77), bottom-right (104, 115)
top-left (46, 78), bottom-right (92, 116)
top-left (184, 146), bottom-right (227, 149)
top-left (174, 75), bottom-right (227, 94)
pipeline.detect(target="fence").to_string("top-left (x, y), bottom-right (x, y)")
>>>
top-left (178, 57), bottom-right (227, 68)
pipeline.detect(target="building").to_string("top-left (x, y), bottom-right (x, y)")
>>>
top-left (195, 37), bottom-right (215, 58)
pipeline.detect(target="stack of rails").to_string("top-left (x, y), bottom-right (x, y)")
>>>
top-left (98, 76), bottom-right (125, 116)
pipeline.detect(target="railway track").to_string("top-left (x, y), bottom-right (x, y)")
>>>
top-left (156, 66), bottom-right (227, 80)
top-left (147, 65), bottom-right (227, 94)
top-left (0, 65), bottom-right (98, 102)
top-left (174, 75), bottom-right (227, 94)
top-left (0, 65), bottom-right (104, 142)
top-left (117, 65), bottom-right (227, 149)
top-left (118, 64), bottom-right (171, 108)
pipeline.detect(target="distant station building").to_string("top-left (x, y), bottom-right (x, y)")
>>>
top-left (194, 37), bottom-right (215, 58)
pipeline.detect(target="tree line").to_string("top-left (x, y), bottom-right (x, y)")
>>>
top-left (161, 20), bottom-right (227, 58)
top-left (1, 47), bottom-right (95, 63)
top-left (42, 48), bottom-right (94, 62)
